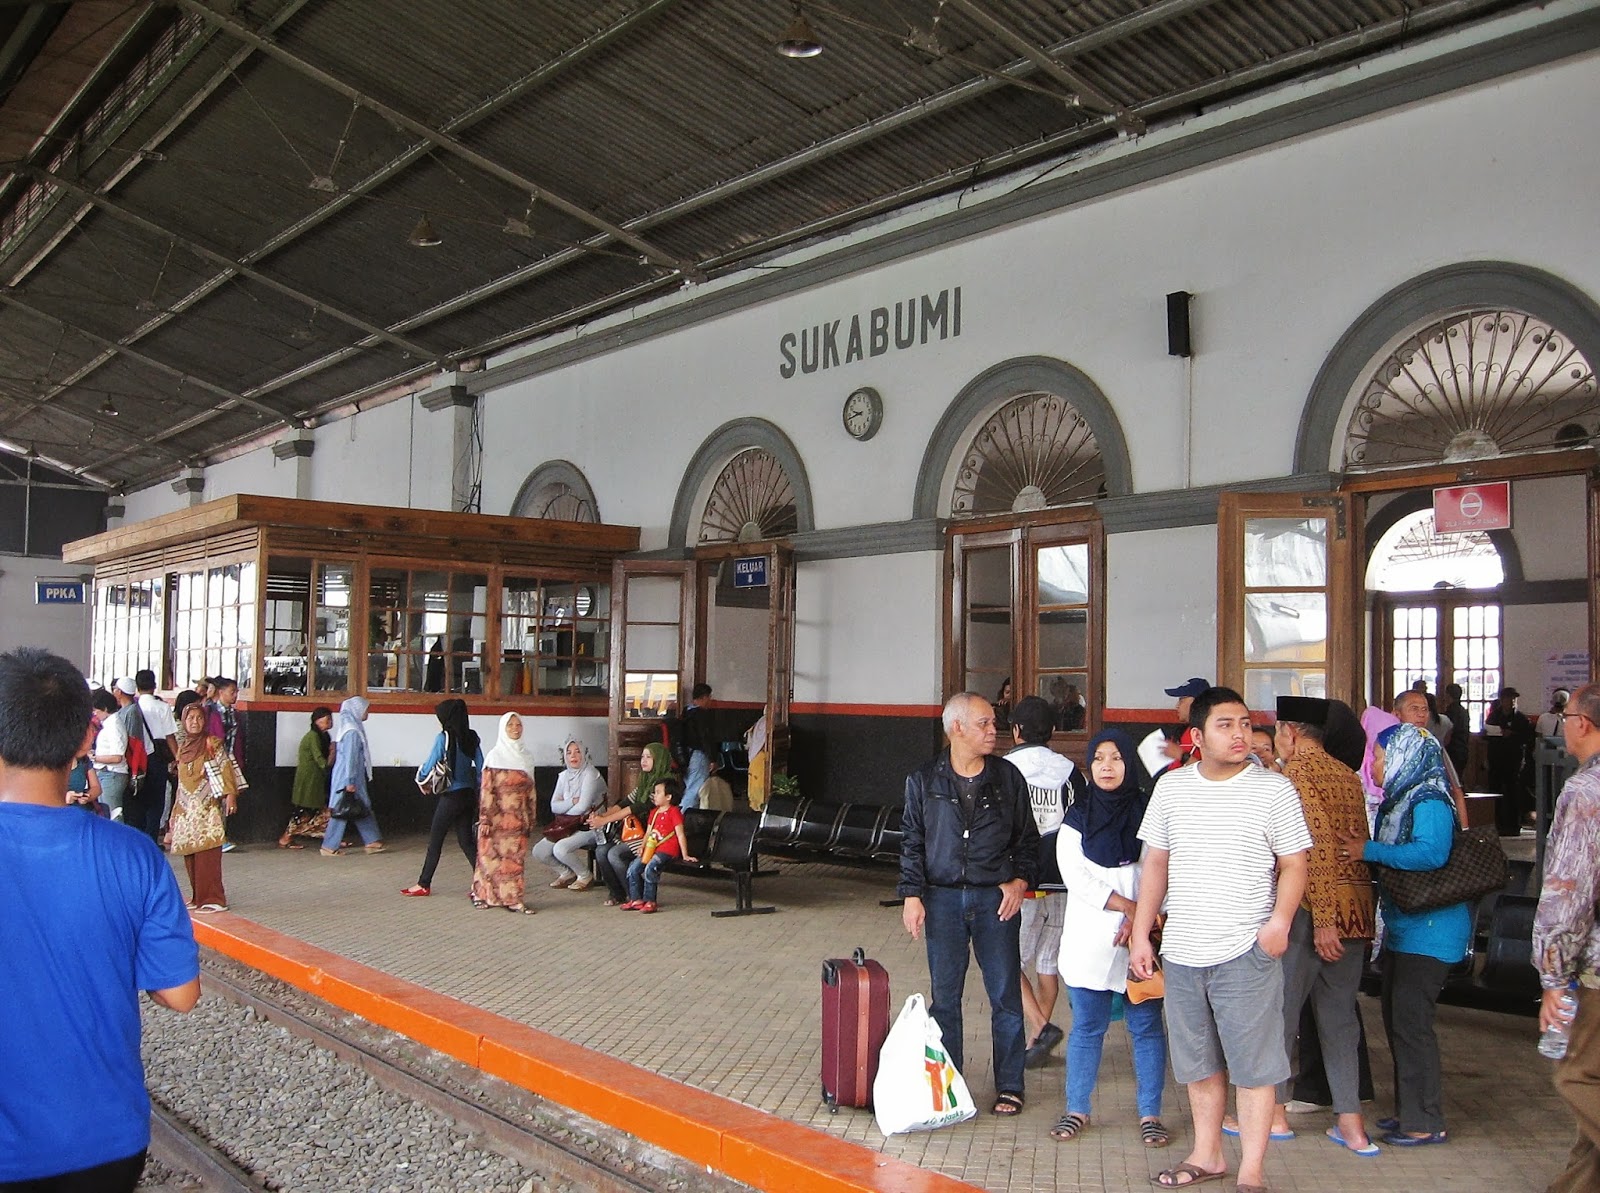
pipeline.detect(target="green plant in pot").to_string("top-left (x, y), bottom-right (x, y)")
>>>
top-left (770, 772), bottom-right (801, 800)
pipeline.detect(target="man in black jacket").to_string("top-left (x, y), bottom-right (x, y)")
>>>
top-left (899, 691), bottom-right (1040, 1116)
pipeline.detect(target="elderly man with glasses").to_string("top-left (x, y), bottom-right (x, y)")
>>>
top-left (1536, 686), bottom-right (1600, 1193)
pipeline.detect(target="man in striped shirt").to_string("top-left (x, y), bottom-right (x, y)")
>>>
top-left (1130, 686), bottom-right (1312, 1193)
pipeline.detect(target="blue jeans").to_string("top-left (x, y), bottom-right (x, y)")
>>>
top-left (923, 884), bottom-right (1026, 1096)
top-left (1066, 986), bottom-right (1167, 1118)
top-left (681, 750), bottom-right (712, 810)
top-left (323, 802), bottom-right (381, 850)
top-left (96, 770), bottom-right (129, 820)
top-left (626, 854), bottom-right (667, 902)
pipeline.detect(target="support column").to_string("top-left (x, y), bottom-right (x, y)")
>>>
top-left (170, 466), bottom-right (205, 506)
top-left (420, 382), bottom-right (479, 512)
top-left (271, 429), bottom-right (316, 498)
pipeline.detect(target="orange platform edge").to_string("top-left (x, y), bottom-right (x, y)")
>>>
top-left (191, 916), bottom-right (982, 1193)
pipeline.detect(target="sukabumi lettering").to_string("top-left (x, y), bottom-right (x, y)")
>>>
top-left (778, 286), bottom-right (962, 378)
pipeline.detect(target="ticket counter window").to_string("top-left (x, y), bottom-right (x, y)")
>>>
top-left (367, 567), bottom-right (486, 694)
top-left (169, 562), bottom-right (255, 691)
top-left (499, 578), bottom-right (610, 697)
top-left (90, 577), bottom-right (162, 687)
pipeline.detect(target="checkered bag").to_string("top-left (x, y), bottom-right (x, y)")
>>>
top-left (1373, 824), bottom-right (1507, 914)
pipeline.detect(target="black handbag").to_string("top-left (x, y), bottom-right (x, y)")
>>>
top-left (1372, 823), bottom-right (1508, 914)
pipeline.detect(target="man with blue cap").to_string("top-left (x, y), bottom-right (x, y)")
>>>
top-left (1139, 677), bottom-right (1211, 781)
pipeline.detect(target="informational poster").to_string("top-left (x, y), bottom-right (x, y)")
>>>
top-left (1543, 650), bottom-right (1591, 704)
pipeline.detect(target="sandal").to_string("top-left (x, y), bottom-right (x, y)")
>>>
top-left (602, 897), bottom-right (622, 907)
top-left (1140, 1118), bottom-right (1171, 1148)
top-left (992, 1092), bottom-right (1025, 1116)
top-left (1049, 1112), bottom-right (1088, 1141)
top-left (1149, 1162), bottom-right (1229, 1188)
top-left (549, 874), bottom-right (575, 889)
top-left (505, 903), bottom-right (537, 915)
top-left (569, 876), bottom-right (595, 891)
top-left (276, 837), bottom-right (303, 850)
top-left (470, 897), bottom-right (489, 909)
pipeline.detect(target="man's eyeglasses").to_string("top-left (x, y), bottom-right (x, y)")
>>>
top-left (1561, 713), bottom-right (1590, 726)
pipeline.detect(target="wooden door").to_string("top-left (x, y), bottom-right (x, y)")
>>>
top-left (607, 559), bottom-right (695, 803)
top-left (1218, 491), bottom-right (1355, 709)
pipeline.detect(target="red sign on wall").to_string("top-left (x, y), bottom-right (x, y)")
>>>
top-left (1433, 481), bottom-right (1511, 534)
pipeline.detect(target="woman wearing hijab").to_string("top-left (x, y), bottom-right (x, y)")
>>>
top-left (401, 698), bottom-right (482, 896)
top-left (588, 741), bottom-right (672, 907)
top-left (168, 697), bottom-right (239, 912)
top-left (531, 737), bottom-right (607, 891)
top-left (469, 712), bottom-right (537, 912)
top-left (1358, 707), bottom-right (1400, 826)
top-left (1336, 722), bottom-right (1471, 1148)
top-left (1049, 728), bottom-right (1169, 1148)
top-left (279, 706), bottom-right (333, 848)
top-left (321, 696), bottom-right (384, 856)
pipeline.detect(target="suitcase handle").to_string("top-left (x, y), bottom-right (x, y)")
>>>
top-left (852, 946), bottom-right (866, 967)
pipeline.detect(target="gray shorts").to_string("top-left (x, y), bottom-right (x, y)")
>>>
top-left (1162, 944), bottom-right (1289, 1088)
top-left (1019, 894), bottom-right (1066, 975)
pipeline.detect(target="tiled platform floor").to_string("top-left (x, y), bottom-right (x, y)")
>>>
top-left (182, 840), bottom-right (1571, 1192)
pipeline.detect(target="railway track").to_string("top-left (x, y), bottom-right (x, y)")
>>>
top-left (150, 953), bottom-right (751, 1193)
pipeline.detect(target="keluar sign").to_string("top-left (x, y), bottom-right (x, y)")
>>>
top-left (1433, 481), bottom-right (1511, 534)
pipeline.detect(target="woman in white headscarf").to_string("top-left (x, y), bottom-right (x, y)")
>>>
top-left (320, 696), bottom-right (384, 856)
top-left (531, 737), bottom-right (607, 891)
top-left (472, 711), bottom-right (538, 913)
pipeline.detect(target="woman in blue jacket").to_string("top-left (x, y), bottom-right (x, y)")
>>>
top-left (401, 698), bottom-right (482, 897)
top-left (1339, 722), bottom-right (1470, 1148)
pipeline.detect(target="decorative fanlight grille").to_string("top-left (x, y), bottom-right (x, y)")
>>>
top-left (527, 483), bottom-right (596, 523)
top-left (698, 448), bottom-right (798, 543)
top-left (951, 392), bottom-right (1105, 517)
top-left (1345, 309), bottom-right (1598, 470)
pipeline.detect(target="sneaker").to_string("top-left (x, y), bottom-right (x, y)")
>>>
top-left (220, 841), bottom-right (236, 852)
top-left (638, 901), bottom-right (658, 913)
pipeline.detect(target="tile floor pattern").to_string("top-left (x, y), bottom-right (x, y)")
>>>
top-left (185, 842), bottom-right (1572, 1192)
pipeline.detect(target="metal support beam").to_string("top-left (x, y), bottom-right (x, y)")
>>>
top-left (941, 0), bottom-right (1146, 134)
top-left (122, 0), bottom-right (1218, 415)
top-left (29, 166), bottom-right (439, 362)
top-left (0, 289), bottom-right (294, 424)
top-left (173, 0), bottom-right (693, 273)
top-left (1, 0), bottom-right (681, 440)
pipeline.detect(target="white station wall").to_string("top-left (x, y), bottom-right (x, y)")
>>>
top-left (0, 554), bottom-right (91, 669)
top-left (116, 45), bottom-right (1600, 713)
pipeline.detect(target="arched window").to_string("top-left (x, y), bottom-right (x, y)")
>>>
top-left (1343, 309), bottom-right (1597, 471)
top-left (951, 392), bottom-right (1107, 517)
top-left (698, 447), bottom-right (799, 544)
top-left (510, 460), bottom-right (599, 522)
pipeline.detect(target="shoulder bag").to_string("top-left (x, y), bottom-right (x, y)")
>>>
top-left (542, 813), bottom-right (586, 843)
top-left (417, 735), bottom-right (452, 796)
top-left (1372, 823), bottom-right (1507, 914)
top-left (620, 812), bottom-right (647, 856)
top-left (170, 765), bottom-right (227, 856)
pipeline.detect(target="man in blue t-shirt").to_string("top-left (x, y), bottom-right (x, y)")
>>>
top-left (0, 648), bottom-right (200, 1191)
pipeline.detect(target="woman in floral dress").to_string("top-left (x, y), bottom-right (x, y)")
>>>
top-left (472, 711), bottom-right (538, 913)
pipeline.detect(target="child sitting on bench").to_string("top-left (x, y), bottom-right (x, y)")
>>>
top-left (622, 777), bottom-right (697, 913)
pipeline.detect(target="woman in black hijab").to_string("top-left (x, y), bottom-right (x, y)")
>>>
top-left (401, 698), bottom-right (484, 897)
top-left (1049, 727), bottom-right (1169, 1148)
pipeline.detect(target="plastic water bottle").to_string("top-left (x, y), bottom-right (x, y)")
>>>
top-left (1539, 981), bottom-right (1579, 1060)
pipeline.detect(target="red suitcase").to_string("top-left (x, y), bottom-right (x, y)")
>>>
top-left (821, 947), bottom-right (890, 1110)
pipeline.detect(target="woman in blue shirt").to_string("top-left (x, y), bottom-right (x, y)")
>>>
top-left (401, 698), bottom-right (482, 896)
top-left (1339, 722), bottom-right (1470, 1147)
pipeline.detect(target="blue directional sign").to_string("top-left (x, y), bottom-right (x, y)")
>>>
top-left (732, 556), bottom-right (769, 589)
top-left (35, 580), bottom-right (86, 605)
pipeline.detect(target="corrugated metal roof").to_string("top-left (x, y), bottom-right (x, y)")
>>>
top-left (0, 0), bottom-right (1532, 488)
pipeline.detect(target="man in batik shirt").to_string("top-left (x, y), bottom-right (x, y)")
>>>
top-left (1535, 682), bottom-right (1600, 1193)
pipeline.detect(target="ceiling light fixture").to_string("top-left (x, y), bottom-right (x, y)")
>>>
top-left (776, 7), bottom-right (822, 58)
top-left (408, 214), bottom-right (442, 247)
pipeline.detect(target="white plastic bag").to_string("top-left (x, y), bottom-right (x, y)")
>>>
top-left (872, 993), bottom-right (976, 1136)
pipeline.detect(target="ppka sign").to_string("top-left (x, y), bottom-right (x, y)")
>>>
top-left (1433, 481), bottom-right (1511, 534)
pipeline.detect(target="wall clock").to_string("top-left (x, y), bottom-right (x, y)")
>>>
top-left (842, 386), bottom-right (884, 441)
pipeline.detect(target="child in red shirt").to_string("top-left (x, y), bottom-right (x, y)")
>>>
top-left (622, 777), bottom-right (696, 913)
